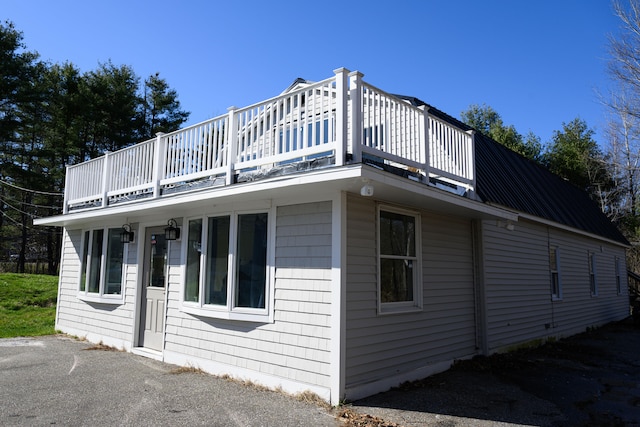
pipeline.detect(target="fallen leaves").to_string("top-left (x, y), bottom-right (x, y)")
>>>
top-left (337, 408), bottom-right (402, 427)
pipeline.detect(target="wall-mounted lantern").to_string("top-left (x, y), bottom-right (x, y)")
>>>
top-left (165, 218), bottom-right (181, 241)
top-left (120, 224), bottom-right (135, 244)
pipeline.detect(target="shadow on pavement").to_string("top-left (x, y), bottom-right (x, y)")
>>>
top-left (349, 318), bottom-right (640, 427)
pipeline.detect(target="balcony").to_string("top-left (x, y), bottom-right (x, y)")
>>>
top-left (62, 68), bottom-right (475, 214)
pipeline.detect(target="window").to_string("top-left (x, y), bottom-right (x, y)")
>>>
top-left (235, 213), bottom-right (268, 308)
top-left (184, 219), bottom-right (202, 302)
top-left (615, 256), bottom-right (622, 295)
top-left (205, 216), bottom-right (230, 305)
top-left (589, 252), bottom-right (598, 296)
top-left (183, 211), bottom-right (270, 320)
top-left (378, 206), bottom-right (422, 313)
top-left (550, 246), bottom-right (562, 300)
top-left (79, 228), bottom-right (125, 301)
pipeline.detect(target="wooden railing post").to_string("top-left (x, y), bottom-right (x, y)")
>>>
top-left (226, 106), bottom-right (238, 186)
top-left (101, 152), bottom-right (110, 207)
top-left (348, 71), bottom-right (364, 164)
top-left (419, 105), bottom-right (431, 181)
top-left (152, 132), bottom-right (166, 198)
top-left (466, 129), bottom-right (476, 193)
top-left (62, 165), bottom-right (70, 214)
top-left (333, 68), bottom-right (349, 166)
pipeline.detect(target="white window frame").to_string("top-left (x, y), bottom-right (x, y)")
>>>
top-left (377, 204), bottom-right (423, 314)
top-left (615, 256), bottom-right (622, 295)
top-left (77, 227), bottom-right (127, 304)
top-left (589, 251), bottom-right (598, 297)
top-left (180, 208), bottom-right (274, 322)
top-left (550, 246), bottom-right (562, 300)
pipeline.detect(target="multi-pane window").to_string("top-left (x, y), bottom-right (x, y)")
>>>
top-left (79, 228), bottom-right (124, 298)
top-left (549, 246), bottom-right (561, 300)
top-left (589, 252), bottom-right (598, 296)
top-left (184, 212), bottom-right (269, 317)
top-left (378, 206), bottom-right (421, 312)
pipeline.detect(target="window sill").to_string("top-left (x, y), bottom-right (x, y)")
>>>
top-left (378, 303), bottom-right (422, 315)
top-left (181, 304), bottom-right (272, 323)
top-left (77, 293), bottom-right (124, 305)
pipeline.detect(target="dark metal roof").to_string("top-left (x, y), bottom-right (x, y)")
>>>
top-left (394, 95), bottom-right (629, 245)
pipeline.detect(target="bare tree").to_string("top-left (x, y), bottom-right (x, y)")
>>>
top-left (610, 1), bottom-right (640, 113)
top-left (606, 2), bottom-right (640, 230)
top-left (605, 89), bottom-right (640, 221)
top-left (606, 1), bottom-right (640, 274)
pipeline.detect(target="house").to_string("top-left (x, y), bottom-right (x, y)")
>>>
top-left (35, 68), bottom-right (629, 404)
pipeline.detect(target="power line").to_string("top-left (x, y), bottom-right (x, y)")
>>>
top-left (0, 210), bottom-right (60, 234)
top-left (1, 210), bottom-right (25, 228)
top-left (0, 179), bottom-right (63, 196)
top-left (1, 198), bottom-right (40, 219)
top-left (0, 194), bottom-right (62, 210)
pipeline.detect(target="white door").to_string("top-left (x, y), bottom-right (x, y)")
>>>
top-left (138, 227), bottom-right (168, 351)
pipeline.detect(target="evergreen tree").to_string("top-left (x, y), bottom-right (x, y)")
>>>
top-left (0, 21), bottom-right (43, 268)
top-left (139, 72), bottom-right (190, 140)
top-left (0, 21), bottom-right (190, 271)
top-left (82, 61), bottom-right (141, 157)
top-left (461, 104), bottom-right (542, 162)
top-left (543, 118), bottom-right (613, 200)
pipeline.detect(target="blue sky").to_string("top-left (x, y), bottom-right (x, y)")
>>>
top-left (3, 1), bottom-right (623, 147)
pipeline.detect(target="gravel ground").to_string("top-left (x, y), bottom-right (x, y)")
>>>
top-left (345, 318), bottom-right (640, 427)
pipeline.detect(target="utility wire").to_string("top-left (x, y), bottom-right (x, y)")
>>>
top-left (0, 210), bottom-right (59, 234)
top-left (0, 194), bottom-right (62, 210)
top-left (0, 179), bottom-right (63, 196)
top-left (1, 210), bottom-right (26, 228)
top-left (1, 198), bottom-right (40, 218)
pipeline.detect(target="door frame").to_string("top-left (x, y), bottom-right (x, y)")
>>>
top-left (133, 222), bottom-right (173, 356)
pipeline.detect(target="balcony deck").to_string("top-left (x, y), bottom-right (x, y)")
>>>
top-left (62, 68), bottom-right (475, 214)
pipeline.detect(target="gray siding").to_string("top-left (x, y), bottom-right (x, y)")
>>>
top-left (345, 196), bottom-right (477, 388)
top-left (163, 201), bottom-right (333, 389)
top-left (482, 219), bottom-right (628, 352)
top-left (55, 228), bottom-right (138, 346)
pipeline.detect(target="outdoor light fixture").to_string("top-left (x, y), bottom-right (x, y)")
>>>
top-left (120, 224), bottom-right (135, 244)
top-left (165, 218), bottom-right (181, 241)
top-left (360, 179), bottom-right (374, 197)
top-left (497, 220), bottom-right (516, 231)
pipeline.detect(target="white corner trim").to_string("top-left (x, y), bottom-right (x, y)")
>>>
top-left (329, 191), bottom-right (347, 406)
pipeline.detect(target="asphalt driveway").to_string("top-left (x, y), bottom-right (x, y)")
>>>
top-left (0, 336), bottom-right (338, 426)
top-left (3, 320), bottom-right (640, 427)
top-left (349, 318), bottom-right (640, 427)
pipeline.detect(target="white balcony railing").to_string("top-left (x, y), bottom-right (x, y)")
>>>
top-left (63, 68), bottom-right (475, 213)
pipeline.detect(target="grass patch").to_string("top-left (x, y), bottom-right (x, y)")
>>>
top-left (0, 273), bottom-right (58, 338)
top-left (294, 390), bottom-right (331, 410)
top-left (170, 365), bottom-right (206, 375)
top-left (84, 342), bottom-right (124, 352)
